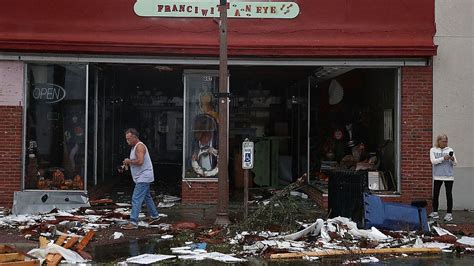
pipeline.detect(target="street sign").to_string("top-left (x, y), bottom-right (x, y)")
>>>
top-left (242, 138), bottom-right (254, 169)
top-left (134, 0), bottom-right (300, 19)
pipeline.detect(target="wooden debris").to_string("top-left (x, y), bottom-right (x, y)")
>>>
top-left (89, 199), bottom-right (114, 206)
top-left (39, 230), bottom-right (95, 266)
top-left (171, 222), bottom-right (199, 231)
top-left (75, 230), bottom-right (95, 251)
top-left (74, 230), bottom-right (95, 260)
top-left (45, 235), bottom-right (67, 264)
top-left (0, 245), bottom-right (39, 266)
top-left (270, 247), bottom-right (442, 260)
top-left (47, 237), bottom-right (79, 266)
top-left (39, 237), bottom-right (49, 248)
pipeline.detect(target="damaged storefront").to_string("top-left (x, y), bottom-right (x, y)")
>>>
top-left (0, 0), bottom-right (436, 213)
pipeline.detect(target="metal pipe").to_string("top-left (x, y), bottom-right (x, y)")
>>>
top-left (1, 54), bottom-right (429, 67)
top-left (396, 68), bottom-right (402, 192)
top-left (84, 64), bottom-right (89, 191)
top-left (94, 67), bottom-right (99, 185)
top-left (244, 169), bottom-right (249, 219)
top-left (21, 63), bottom-right (28, 191)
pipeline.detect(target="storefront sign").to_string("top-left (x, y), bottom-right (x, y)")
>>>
top-left (32, 83), bottom-right (66, 103)
top-left (134, 0), bottom-right (299, 19)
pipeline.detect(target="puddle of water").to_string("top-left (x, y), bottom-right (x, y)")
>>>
top-left (91, 236), bottom-right (474, 265)
top-left (91, 238), bottom-right (176, 263)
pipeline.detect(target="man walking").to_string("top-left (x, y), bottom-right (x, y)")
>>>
top-left (121, 128), bottom-right (159, 229)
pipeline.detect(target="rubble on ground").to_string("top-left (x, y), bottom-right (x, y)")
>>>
top-left (0, 189), bottom-right (473, 264)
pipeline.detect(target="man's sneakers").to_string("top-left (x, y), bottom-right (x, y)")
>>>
top-left (429, 212), bottom-right (439, 219)
top-left (121, 217), bottom-right (161, 229)
top-left (444, 213), bottom-right (453, 222)
top-left (121, 223), bottom-right (138, 230)
top-left (147, 216), bottom-right (161, 225)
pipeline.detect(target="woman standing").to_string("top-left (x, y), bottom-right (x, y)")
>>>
top-left (429, 134), bottom-right (458, 222)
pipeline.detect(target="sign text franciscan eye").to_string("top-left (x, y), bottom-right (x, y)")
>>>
top-left (134, 0), bottom-right (299, 19)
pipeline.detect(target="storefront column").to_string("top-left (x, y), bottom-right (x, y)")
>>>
top-left (0, 61), bottom-right (24, 208)
top-left (397, 66), bottom-right (433, 206)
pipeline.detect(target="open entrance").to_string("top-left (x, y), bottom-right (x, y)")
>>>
top-left (83, 63), bottom-right (398, 201)
top-left (226, 67), bottom-right (398, 195)
top-left (228, 66), bottom-right (311, 190)
top-left (90, 64), bottom-right (184, 196)
top-left (88, 64), bottom-right (314, 198)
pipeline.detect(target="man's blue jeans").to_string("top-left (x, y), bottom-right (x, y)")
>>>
top-left (130, 182), bottom-right (159, 225)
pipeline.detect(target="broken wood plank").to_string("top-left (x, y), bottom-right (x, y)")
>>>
top-left (0, 253), bottom-right (25, 263)
top-left (0, 245), bottom-right (16, 254)
top-left (64, 237), bottom-right (79, 249)
top-left (0, 260), bottom-right (40, 266)
top-left (0, 246), bottom-right (37, 262)
top-left (76, 250), bottom-right (92, 261)
top-left (75, 230), bottom-right (94, 251)
top-left (44, 235), bottom-right (68, 265)
top-left (270, 247), bottom-right (442, 260)
top-left (47, 237), bottom-right (79, 266)
top-left (54, 235), bottom-right (68, 246)
top-left (90, 199), bottom-right (114, 205)
top-left (39, 237), bottom-right (49, 249)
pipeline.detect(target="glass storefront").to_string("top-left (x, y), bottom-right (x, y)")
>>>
top-left (24, 63), bottom-right (87, 190)
top-left (183, 71), bottom-right (220, 179)
top-left (22, 62), bottom-right (400, 194)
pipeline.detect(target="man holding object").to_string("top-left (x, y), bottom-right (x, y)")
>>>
top-left (122, 128), bottom-right (159, 229)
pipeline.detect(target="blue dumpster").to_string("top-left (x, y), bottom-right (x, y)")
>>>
top-left (364, 193), bottom-right (429, 232)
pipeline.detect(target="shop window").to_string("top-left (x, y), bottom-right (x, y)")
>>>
top-left (24, 64), bottom-right (87, 190)
top-left (313, 68), bottom-right (398, 192)
top-left (183, 71), bottom-right (220, 179)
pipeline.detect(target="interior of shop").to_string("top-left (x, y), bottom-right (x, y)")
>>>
top-left (85, 64), bottom-right (397, 196)
top-left (24, 63), bottom-right (398, 196)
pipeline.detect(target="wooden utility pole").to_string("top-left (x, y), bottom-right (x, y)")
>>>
top-left (215, 0), bottom-right (230, 225)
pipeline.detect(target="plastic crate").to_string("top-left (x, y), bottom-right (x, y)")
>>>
top-left (364, 193), bottom-right (429, 232)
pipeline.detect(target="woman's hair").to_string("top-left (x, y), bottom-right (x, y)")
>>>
top-left (434, 134), bottom-right (448, 148)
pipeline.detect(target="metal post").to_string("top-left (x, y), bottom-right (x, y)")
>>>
top-left (244, 169), bottom-right (249, 219)
top-left (215, 0), bottom-right (230, 225)
top-left (242, 138), bottom-right (254, 220)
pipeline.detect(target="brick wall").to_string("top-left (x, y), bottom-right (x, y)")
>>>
top-left (397, 66), bottom-right (433, 207)
top-left (0, 61), bottom-right (24, 208)
top-left (181, 180), bottom-right (219, 204)
top-left (0, 106), bottom-right (22, 207)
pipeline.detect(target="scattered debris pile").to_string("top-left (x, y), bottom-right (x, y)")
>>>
top-left (0, 183), bottom-right (473, 264)
top-left (0, 245), bottom-right (39, 266)
top-left (0, 198), bottom-right (170, 241)
top-left (227, 177), bottom-right (474, 263)
top-left (238, 175), bottom-right (308, 232)
top-left (27, 230), bottom-right (94, 265)
top-left (230, 216), bottom-right (474, 263)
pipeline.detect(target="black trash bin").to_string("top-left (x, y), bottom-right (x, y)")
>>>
top-left (326, 169), bottom-right (368, 225)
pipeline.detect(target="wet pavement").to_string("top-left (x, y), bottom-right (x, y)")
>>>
top-left (1, 185), bottom-right (474, 264)
top-left (87, 199), bottom-right (474, 265)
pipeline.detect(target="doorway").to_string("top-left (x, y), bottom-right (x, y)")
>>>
top-left (228, 66), bottom-right (311, 190)
top-left (89, 64), bottom-right (184, 196)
